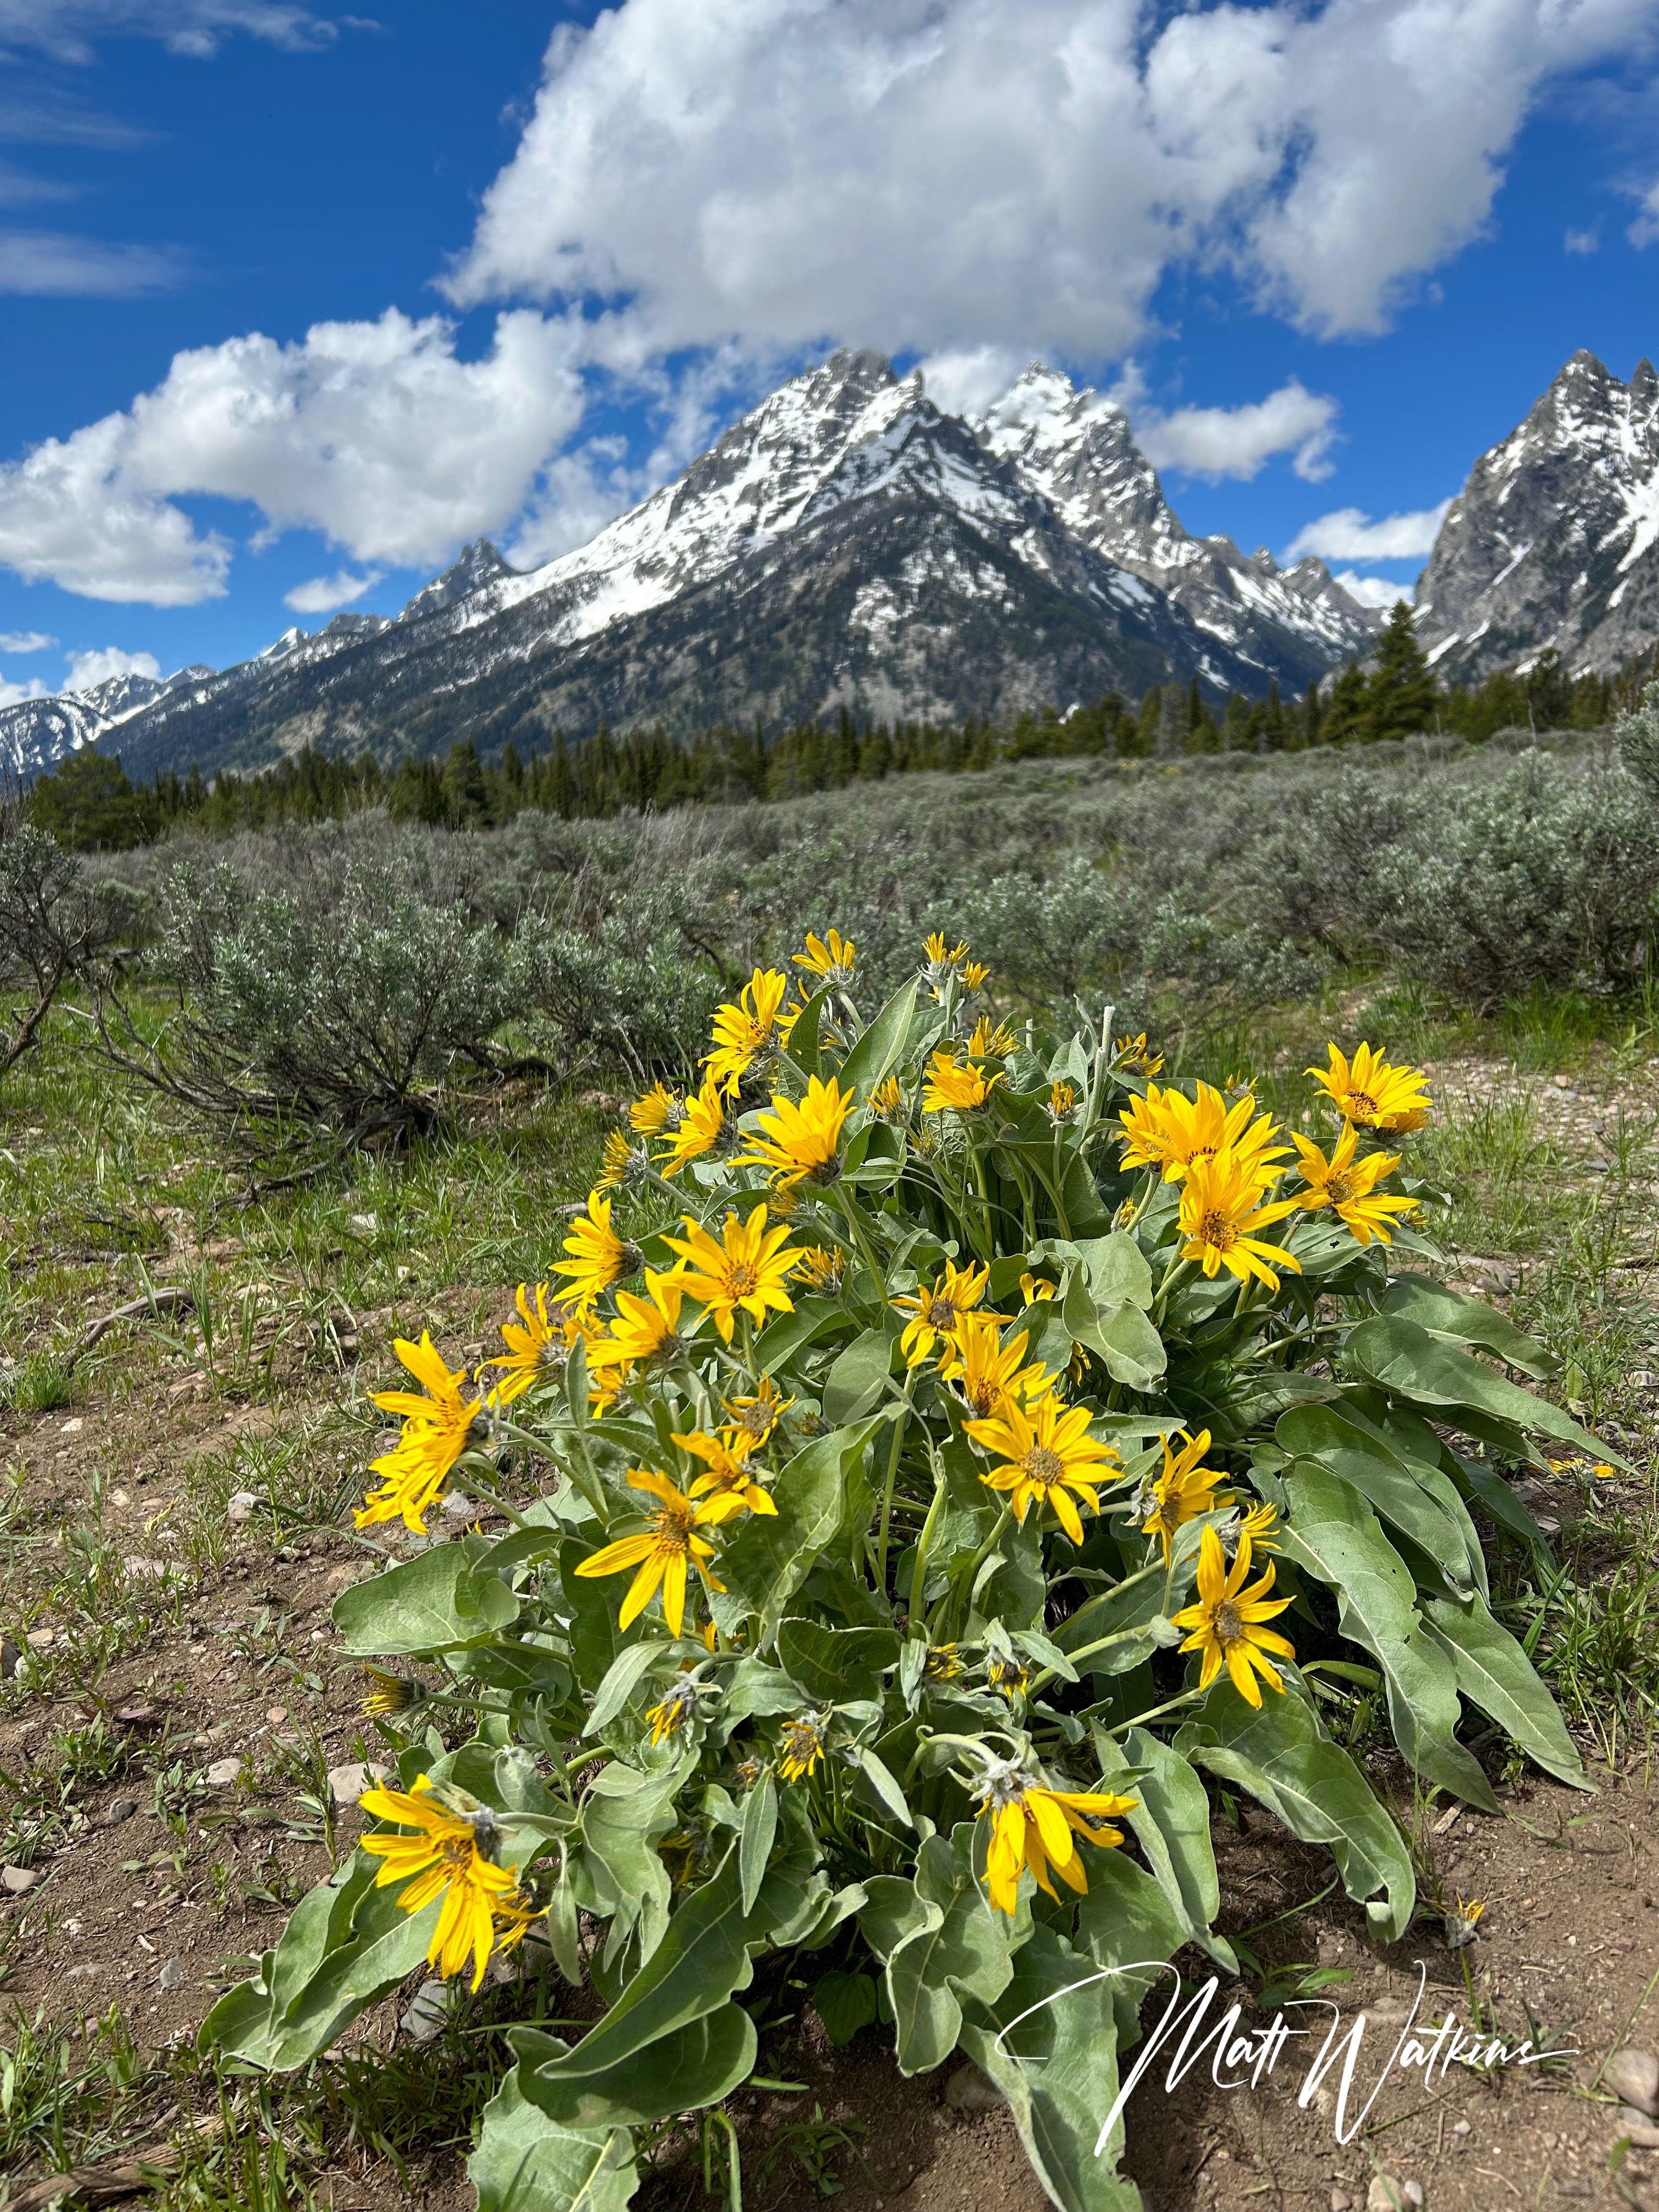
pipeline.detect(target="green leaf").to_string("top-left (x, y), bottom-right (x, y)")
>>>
top-left (821, 1327), bottom-right (897, 1425)
top-left (584, 1642), bottom-right (673, 1738)
top-left (1276, 1403), bottom-right (1476, 1600)
top-left (957, 1923), bottom-right (1141, 2212)
top-left (1176, 1677), bottom-right (1415, 1940)
top-left (1276, 1462), bottom-right (1496, 1809)
top-left (1344, 1314), bottom-right (1626, 1467)
top-left (1420, 1592), bottom-right (1589, 1791)
top-left (710, 1417), bottom-right (884, 1647)
top-left (1074, 1848), bottom-right (1188, 2046)
top-left (1444, 1449), bottom-right (1553, 1556)
top-left (739, 1773), bottom-right (778, 1914)
top-left (1094, 1725), bottom-right (1235, 1972)
top-left (467, 2075), bottom-right (637, 2212)
top-left (839, 976), bottom-right (920, 1097)
top-left (812, 1970), bottom-right (879, 2047)
top-left (1381, 1273), bottom-right (1558, 1380)
top-left (776, 1617), bottom-right (898, 1704)
top-left (748, 1296), bottom-right (848, 1374)
top-left (1075, 1231), bottom-right (1154, 1311)
top-left (332, 1544), bottom-right (520, 1656)
top-left (514, 2008), bottom-right (757, 2128)
top-left (579, 1760), bottom-right (682, 1957)
top-left (881, 1826), bottom-right (1013, 2074)
top-left (1062, 1271), bottom-right (1165, 1390)
top-left (781, 983), bottom-right (832, 1078)
top-left (854, 1746), bottom-right (913, 1829)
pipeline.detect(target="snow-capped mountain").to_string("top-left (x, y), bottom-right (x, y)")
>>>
top-left (1415, 350), bottom-right (1659, 681)
top-left (0, 663), bottom-right (215, 782)
top-left (5, 350), bottom-right (1384, 787)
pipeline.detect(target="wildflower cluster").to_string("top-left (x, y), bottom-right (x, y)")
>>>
top-left (212, 932), bottom-right (1605, 2212)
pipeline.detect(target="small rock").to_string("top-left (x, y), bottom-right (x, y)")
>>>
top-left (1365, 2181), bottom-right (1423, 2212)
top-left (103, 1799), bottom-right (139, 1827)
top-left (2, 1864), bottom-right (40, 1894)
top-left (325, 1565), bottom-right (360, 1590)
top-left (264, 1705), bottom-right (288, 1725)
top-left (59, 1417), bottom-right (83, 1435)
top-left (157, 1959), bottom-right (183, 1990)
top-left (225, 1491), bottom-right (266, 1525)
top-left (1330, 2192), bottom-right (1353, 2212)
top-left (399, 1978), bottom-right (452, 2044)
top-left (346, 1212), bottom-right (378, 1235)
top-left (203, 1756), bottom-right (244, 1788)
top-left (1452, 2119), bottom-right (1471, 2137)
top-left (944, 2062), bottom-right (1005, 2113)
top-left (114, 1703), bottom-right (159, 1728)
top-left (327, 1760), bottom-right (390, 1808)
top-left (439, 1491), bottom-right (476, 1521)
top-left (123, 1556), bottom-right (175, 1581)
top-left (26, 1626), bottom-right (54, 1647)
top-left (1605, 2049), bottom-right (1659, 2118)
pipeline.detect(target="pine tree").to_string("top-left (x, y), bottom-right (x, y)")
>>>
top-left (1321, 661), bottom-right (1369, 746)
top-left (1364, 602), bottom-right (1437, 742)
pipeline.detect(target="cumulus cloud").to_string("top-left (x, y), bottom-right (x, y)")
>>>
top-left (450, 0), bottom-right (1656, 352)
top-left (0, 3), bottom-right (340, 61)
top-left (1565, 224), bottom-right (1600, 253)
top-left (1137, 381), bottom-right (1339, 482)
top-left (1285, 500), bottom-right (1453, 563)
top-left (284, 568), bottom-right (381, 613)
top-left (0, 229), bottom-right (182, 295)
top-left (65, 644), bottom-right (160, 690)
top-left (0, 308), bottom-right (591, 602)
top-left (1629, 180), bottom-right (1659, 247)
top-left (919, 346), bottom-right (1031, 420)
top-left (0, 628), bottom-right (53, 651)
top-left (0, 669), bottom-right (49, 706)
top-left (1335, 570), bottom-right (1413, 610)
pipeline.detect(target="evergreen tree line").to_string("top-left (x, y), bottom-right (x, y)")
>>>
top-left (24, 605), bottom-right (1652, 850)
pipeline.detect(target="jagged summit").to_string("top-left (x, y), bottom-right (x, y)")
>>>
top-left (403, 540), bottom-right (514, 623)
top-left (1415, 351), bottom-right (1659, 680)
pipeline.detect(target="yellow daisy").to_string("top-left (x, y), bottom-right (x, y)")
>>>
top-left (595, 1129), bottom-right (640, 1192)
top-left (1047, 1081), bottom-right (1077, 1124)
top-left (967, 1015), bottom-right (1019, 1060)
top-left (939, 1314), bottom-right (1055, 1422)
top-left (704, 968), bottom-right (798, 1094)
top-left (630, 1082), bottom-right (682, 1137)
top-left (778, 1713), bottom-right (827, 1782)
top-left (893, 1257), bottom-right (1000, 1367)
top-left (1170, 1527), bottom-right (1295, 1708)
top-left (974, 1759), bottom-right (1138, 1916)
top-left (588, 1267), bottom-right (692, 1374)
top-left (1308, 1041), bottom-right (1432, 1133)
top-left (964, 1390), bottom-right (1123, 1545)
top-left (358, 1776), bottom-right (524, 1991)
top-left (357, 1335), bottom-right (482, 1534)
top-left (1141, 1429), bottom-right (1233, 1564)
top-left (663, 1203), bottom-right (802, 1342)
top-left (869, 1076), bottom-right (905, 1121)
top-left (572, 1467), bottom-right (736, 1636)
top-left (550, 1190), bottom-right (637, 1312)
top-left (795, 1244), bottom-right (848, 1295)
top-left (1291, 1124), bottom-right (1420, 1248)
top-left (793, 929), bottom-right (856, 984)
top-left (922, 1049), bottom-right (1001, 1113)
top-left (1178, 1150), bottom-right (1303, 1291)
top-left (486, 1282), bottom-right (589, 1405)
top-left (738, 1074), bottom-right (855, 1191)
top-left (1116, 1032), bottom-right (1164, 1077)
top-left (657, 1071), bottom-right (727, 1178)
top-left (673, 1427), bottom-right (777, 1517)
top-left (721, 1374), bottom-right (794, 1451)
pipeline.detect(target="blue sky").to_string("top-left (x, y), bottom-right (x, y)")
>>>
top-left (0, 0), bottom-right (1656, 702)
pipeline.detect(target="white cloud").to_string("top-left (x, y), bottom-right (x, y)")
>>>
top-left (1628, 180), bottom-right (1659, 247)
top-left (0, 669), bottom-right (48, 706)
top-left (1284, 500), bottom-right (1453, 563)
top-left (1335, 570), bottom-right (1413, 610)
top-left (0, 628), bottom-right (53, 651)
top-left (65, 644), bottom-right (160, 690)
top-left (0, 229), bottom-right (182, 295)
top-left (0, 308), bottom-right (591, 602)
top-left (284, 567), bottom-right (381, 613)
top-left (919, 346), bottom-right (1030, 420)
top-left (450, 0), bottom-right (1656, 353)
top-left (1137, 380), bottom-right (1339, 482)
top-left (0, 3), bottom-right (340, 62)
top-left (1565, 224), bottom-right (1600, 253)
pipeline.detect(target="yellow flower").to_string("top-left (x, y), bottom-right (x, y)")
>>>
top-left (673, 1427), bottom-right (778, 1517)
top-left (967, 1015), bottom-right (1019, 1060)
top-left (794, 928), bottom-right (856, 983)
top-left (1121, 1081), bottom-right (1287, 1186)
top-left (704, 967), bottom-right (798, 1093)
top-left (1291, 1124), bottom-right (1419, 1248)
top-left (1141, 1429), bottom-right (1232, 1564)
top-left (1178, 1150), bottom-right (1304, 1291)
top-left (1444, 1893), bottom-right (1486, 1949)
top-left (1233, 1500), bottom-right (1280, 1553)
top-left (485, 1282), bottom-right (586, 1405)
top-left (923, 1643), bottom-right (964, 1681)
top-left (1047, 1081), bottom-right (1077, 1124)
top-left (357, 1334), bottom-right (483, 1534)
top-left (923, 931), bottom-right (969, 968)
top-left (1116, 1032), bottom-right (1164, 1077)
top-left (358, 1776), bottom-right (524, 1992)
top-left (588, 1267), bottom-right (691, 1374)
top-left (974, 1760), bottom-right (1138, 1916)
top-left (939, 1314), bottom-right (1054, 1422)
top-left (869, 1076), bottom-right (905, 1121)
top-left (778, 1713), bottom-right (827, 1781)
top-left (664, 1203), bottom-right (802, 1343)
top-left (739, 1074), bottom-right (855, 1190)
top-left (362, 1667), bottom-right (424, 1718)
top-left (721, 1374), bottom-right (794, 1451)
top-left (657, 1072), bottom-right (726, 1177)
top-left (796, 1244), bottom-right (848, 1295)
top-left (961, 960), bottom-right (991, 992)
top-left (645, 1677), bottom-right (702, 1745)
top-left (1308, 1041), bottom-right (1432, 1132)
top-left (922, 1049), bottom-right (1001, 1113)
top-left (894, 1257), bottom-right (1000, 1367)
top-left (596, 1129), bottom-right (640, 1192)
top-left (1019, 1271), bottom-right (1058, 1305)
top-left (550, 1190), bottom-right (637, 1311)
top-left (965, 1390), bottom-right (1122, 1545)
top-left (572, 1467), bottom-right (735, 1636)
top-left (987, 1655), bottom-right (1029, 1699)
top-left (1170, 1527), bottom-right (1295, 1708)
top-left (630, 1082), bottom-right (682, 1137)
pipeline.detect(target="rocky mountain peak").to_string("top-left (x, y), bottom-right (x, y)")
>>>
top-left (402, 539), bottom-right (514, 622)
